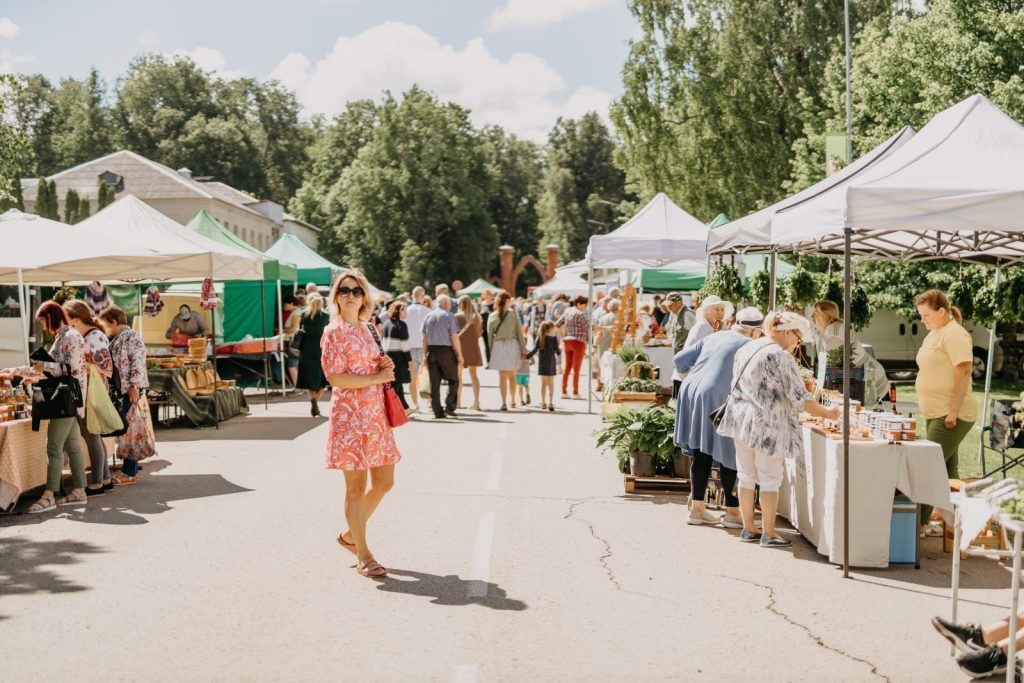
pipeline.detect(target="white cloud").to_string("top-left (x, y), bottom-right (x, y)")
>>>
top-left (136, 30), bottom-right (158, 49)
top-left (269, 22), bottom-right (611, 142)
top-left (0, 17), bottom-right (20, 40)
top-left (486, 0), bottom-right (617, 32)
top-left (0, 48), bottom-right (34, 74)
top-left (171, 46), bottom-right (249, 80)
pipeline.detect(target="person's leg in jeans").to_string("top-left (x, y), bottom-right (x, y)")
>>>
top-left (427, 349), bottom-right (444, 417)
top-left (689, 450), bottom-right (713, 512)
top-left (391, 380), bottom-right (409, 410)
top-left (920, 417), bottom-right (974, 526)
top-left (46, 417), bottom-right (78, 493)
top-left (121, 457), bottom-right (139, 477)
top-left (74, 414), bottom-right (109, 489)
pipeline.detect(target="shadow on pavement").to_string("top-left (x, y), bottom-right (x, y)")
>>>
top-left (0, 460), bottom-right (252, 527)
top-left (0, 537), bottom-right (106, 620)
top-left (373, 568), bottom-right (528, 610)
top-left (157, 415), bottom-right (324, 442)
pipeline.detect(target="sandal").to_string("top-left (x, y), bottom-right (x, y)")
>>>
top-left (337, 532), bottom-right (357, 556)
top-left (27, 495), bottom-right (56, 513)
top-left (111, 474), bottom-right (139, 486)
top-left (356, 558), bottom-right (387, 577)
top-left (56, 492), bottom-right (87, 507)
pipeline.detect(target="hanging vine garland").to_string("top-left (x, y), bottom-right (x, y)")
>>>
top-left (700, 262), bottom-right (744, 305)
top-left (747, 269), bottom-right (771, 312)
top-left (785, 261), bottom-right (818, 308)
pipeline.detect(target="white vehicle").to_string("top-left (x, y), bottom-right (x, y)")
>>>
top-left (858, 309), bottom-right (1002, 380)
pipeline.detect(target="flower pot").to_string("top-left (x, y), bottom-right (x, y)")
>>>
top-left (673, 451), bottom-right (691, 478)
top-left (804, 379), bottom-right (815, 393)
top-left (628, 451), bottom-right (655, 477)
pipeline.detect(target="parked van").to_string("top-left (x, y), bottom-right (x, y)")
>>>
top-left (858, 309), bottom-right (1001, 379)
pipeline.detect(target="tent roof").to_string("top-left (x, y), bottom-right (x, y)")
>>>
top-left (455, 278), bottom-right (500, 297)
top-left (708, 126), bottom-right (916, 256)
top-left (631, 254), bottom-right (795, 290)
top-left (766, 94), bottom-right (1024, 263)
top-left (265, 233), bottom-right (343, 284)
top-left (0, 209), bottom-right (181, 284)
top-left (76, 195), bottom-right (264, 281)
top-left (532, 272), bottom-right (591, 298)
top-left (587, 192), bottom-right (708, 264)
top-left (185, 209), bottom-right (298, 281)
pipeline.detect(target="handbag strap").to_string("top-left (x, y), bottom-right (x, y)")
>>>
top-left (366, 322), bottom-right (384, 352)
top-left (719, 343), bottom-right (771, 412)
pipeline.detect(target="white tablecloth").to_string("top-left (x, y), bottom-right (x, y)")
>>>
top-left (777, 427), bottom-right (951, 568)
top-left (642, 345), bottom-right (675, 388)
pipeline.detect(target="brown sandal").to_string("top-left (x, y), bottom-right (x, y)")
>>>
top-left (356, 558), bottom-right (387, 577)
top-left (336, 532), bottom-right (357, 555)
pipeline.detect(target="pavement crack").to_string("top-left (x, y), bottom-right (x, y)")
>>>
top-left (565, 499), bottom-right (621, 590)
top-left (726, 576), bottom-right (891, 683)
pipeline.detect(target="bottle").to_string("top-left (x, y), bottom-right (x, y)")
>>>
top-left (889, 385), bottom-right (899, 415)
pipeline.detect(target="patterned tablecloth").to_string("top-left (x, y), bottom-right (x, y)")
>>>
top-left (0, 418), bottom-right (114, 511)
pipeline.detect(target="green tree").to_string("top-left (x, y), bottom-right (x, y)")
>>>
top-left (97, 181), bottom-right (114, 210)
top-left (64, 188), bottom-right (80, 224)
top-left (1, 74), bottom-right (55, 177)
top-left (49, 68), bottom-right (117, 172)
top-left (613, 0), bottom-right (896, 220)
top-left (34, 177), bottom-right (59, 219)
top-left (479, 126), bottom-right (543, 286)
top-left (337, 88), bottom-right (496, 291)
top-left (536, 113), bottom-right (627, 261)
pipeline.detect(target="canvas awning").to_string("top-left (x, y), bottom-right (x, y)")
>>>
top-left (587, 192), bottom-right (708, 265)
top-left (185, 210), bottom-right (298, 282)
top-left (264, 233), bottom-right (344, 285)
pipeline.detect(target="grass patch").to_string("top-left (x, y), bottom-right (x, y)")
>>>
top-left (889, 378), bottom-right (1024, 480)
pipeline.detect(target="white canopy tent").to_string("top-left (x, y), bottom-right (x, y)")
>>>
top-left (531, 271), bottom-right (592, 299)
top-left (708, 93), bottom-right (1024, 579)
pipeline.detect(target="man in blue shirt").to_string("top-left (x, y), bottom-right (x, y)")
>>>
top-left (421, 295), bottom-right (463, 418)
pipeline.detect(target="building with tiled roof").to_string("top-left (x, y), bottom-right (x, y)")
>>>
top-left (21, 150), bottom-right (320, 250)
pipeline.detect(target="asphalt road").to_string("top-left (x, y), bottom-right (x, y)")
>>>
top-left (0, 371), bottom-right (1016, 682)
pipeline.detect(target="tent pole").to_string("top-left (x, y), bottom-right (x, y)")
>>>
top-left (210, 276), bottom-right (220, 430)
top-left (842, 229), bottom-right (852, 578)
top-left (768, 251), bottom-right (778, 310)
top-left (17, 269), bottom-right (29, 364)
top-left (261, 280), bottom-right (269, 409)
top-left (137, 285), bottom-right (144, 338)
top-left (979, 263), bottom-right (1002, 473)
top-left (276, 279), bottom-right (286, 399)
top-left (587, 258), bottom-right (594, 415)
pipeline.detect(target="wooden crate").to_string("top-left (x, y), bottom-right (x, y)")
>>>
top-left (624, 474), bottom-right (690, 495)
top-left (611, 391), bottom-right (657, 402)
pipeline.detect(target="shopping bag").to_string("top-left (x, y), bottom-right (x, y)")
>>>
top-left (119, 399), bottom-right (157, 461)
top-left (85, 364), bottom-right (125, 435)
top-left (383, 384), bottom-right (409, 428)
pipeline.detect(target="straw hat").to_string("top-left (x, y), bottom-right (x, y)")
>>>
top-left (696, 294), bottom-right (735, 322)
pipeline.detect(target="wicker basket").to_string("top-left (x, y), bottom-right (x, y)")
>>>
top-left (623, 360), bottom-right (658, 380)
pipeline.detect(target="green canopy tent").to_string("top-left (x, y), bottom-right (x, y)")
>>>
top-left (455, 277), bottom-right (501, 299)
top-left (629, 254), bottom-right (795, 291)
top-left (186, 210), bottom-right (298, 340)
top-left (264, 233), bottom-right (344, 287)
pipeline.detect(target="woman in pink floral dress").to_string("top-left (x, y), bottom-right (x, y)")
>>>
top-left (322, 270), bottom-right (400, 578)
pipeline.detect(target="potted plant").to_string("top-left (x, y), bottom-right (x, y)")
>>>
top-left (595, 405), bottom-right (678, 478)
top-left (606, 376), bottom-right (660, 403)
top-left (799, 365), bottom-right (816, 393)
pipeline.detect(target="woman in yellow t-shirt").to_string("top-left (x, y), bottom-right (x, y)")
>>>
top-left (915, 289), bottom-right (976, 534)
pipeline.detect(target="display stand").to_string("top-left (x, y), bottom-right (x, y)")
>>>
top-left (608, 284), bottom-right (637, 352)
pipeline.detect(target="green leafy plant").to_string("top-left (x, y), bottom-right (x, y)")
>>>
top-left (615, 346), bottom-right (649, 365)
top-left (785, 265), bottom-right (818, 307)
top-left (594, 405), bottom-right (678, 472)
top-left (850, 284), bottom-right (871, 331)
top-left (748, 269), bottom-right (771, 311)
top-left (609, 377), bottom-right (659, 394)
top-left (700, 263), bottom-right (744, 304)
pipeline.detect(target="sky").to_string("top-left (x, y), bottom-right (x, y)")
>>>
top-left (0, 0), bottom-right (638, 142)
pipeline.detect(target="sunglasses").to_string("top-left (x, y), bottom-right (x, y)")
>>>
top-left (336, 286), bottom-right (365, 298)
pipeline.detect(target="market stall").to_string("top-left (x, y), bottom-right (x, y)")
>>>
top-left (146, 362), bottom-right (248, 428)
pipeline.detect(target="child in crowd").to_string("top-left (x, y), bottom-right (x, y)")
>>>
top-left (516, 355), bottom-right (531, 406)
top-left (528, 320), bottom-right (561, 412)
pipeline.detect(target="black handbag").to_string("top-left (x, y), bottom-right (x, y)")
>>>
top-left (287, 328), bottom-right (305, 359)
top-left (709, 344), bottom-right (769, 430)
top-left (103, 366), bottom-right (131, 437)
top-left (30, 363), bottom-right (84, 431)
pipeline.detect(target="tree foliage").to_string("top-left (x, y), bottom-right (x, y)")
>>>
top-left (536, 113), bottom-right (627, 261)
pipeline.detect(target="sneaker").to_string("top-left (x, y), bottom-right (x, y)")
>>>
top-left (687, 508), bottom-right (721, 525)
top-left (957, 644), bottom-right (1007, 679)
top-left (932, 616), bottom-right (985, 653)
top-left (718, 513), bottom-right (744, 529)
top-left (760, 535), bottom-right (792, 547)
top-left (739, 529), bottom-right (762, 543)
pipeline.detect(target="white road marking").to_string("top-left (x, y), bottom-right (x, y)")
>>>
top-left (452, 664), bottom-right (477, 683)
top-left (487, 450), bottom-right (504, 491)
top-left (497, 423), bottom-right (508, 440)
top-left (467, 511), bottom-right (496, 598)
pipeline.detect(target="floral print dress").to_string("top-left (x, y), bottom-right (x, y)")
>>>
top-left (716, 338), bottom-right (811, 460)
top-left (41, 326), bottom-right (87, 418)
top-left (110, 328), bottom-right (157, 461)
top-left (321, 321), bottom-right (401, 471)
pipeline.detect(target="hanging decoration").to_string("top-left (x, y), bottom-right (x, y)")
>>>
top-left (200, 278), bottom-right (219, 310)
top-left (84, 281), bottom-right (111, 316)
top-left (143, 285), bottom-right (165, 317)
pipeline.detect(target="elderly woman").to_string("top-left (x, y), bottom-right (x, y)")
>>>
top-left (63, 299), bottom-right (114, 497)
top-left (716, 311), bottom-right (840, 547)
top-left (683, 294), bottom-right (734, 349)
top-left (810, 300), bottom-right (867, 399)
top-left (554, 295), bottom-right (590, 400)
top-left (674, 307), bottom-right (764, 528)
top-left (915, 289), bottom-right (977, 534)
top-left (97, 305), bottom-right (156, 484)
top-left (322, 270), bottom-right (400, 578)
top-left (25, 301), bottom-right (89, 511)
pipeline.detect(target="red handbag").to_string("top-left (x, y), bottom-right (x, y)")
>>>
top-left (367, 323), bottom-right (408, 428)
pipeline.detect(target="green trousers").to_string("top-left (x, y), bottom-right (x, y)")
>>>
top-left (920, 417), bottom-right (974, 525)
top-left (46, 416), bottom-right (86, 492)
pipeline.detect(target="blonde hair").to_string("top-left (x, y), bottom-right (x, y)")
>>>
top-left (457, 295), bottom-right (481, 326)
top-left (813, 300), bottom-right (840, 325)
top-left (328, 270), bottom-right (373, 321)
top-left (305, 293), bottom-right (325, 318)
top-left (915, 289), bottom-right (962, 324)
